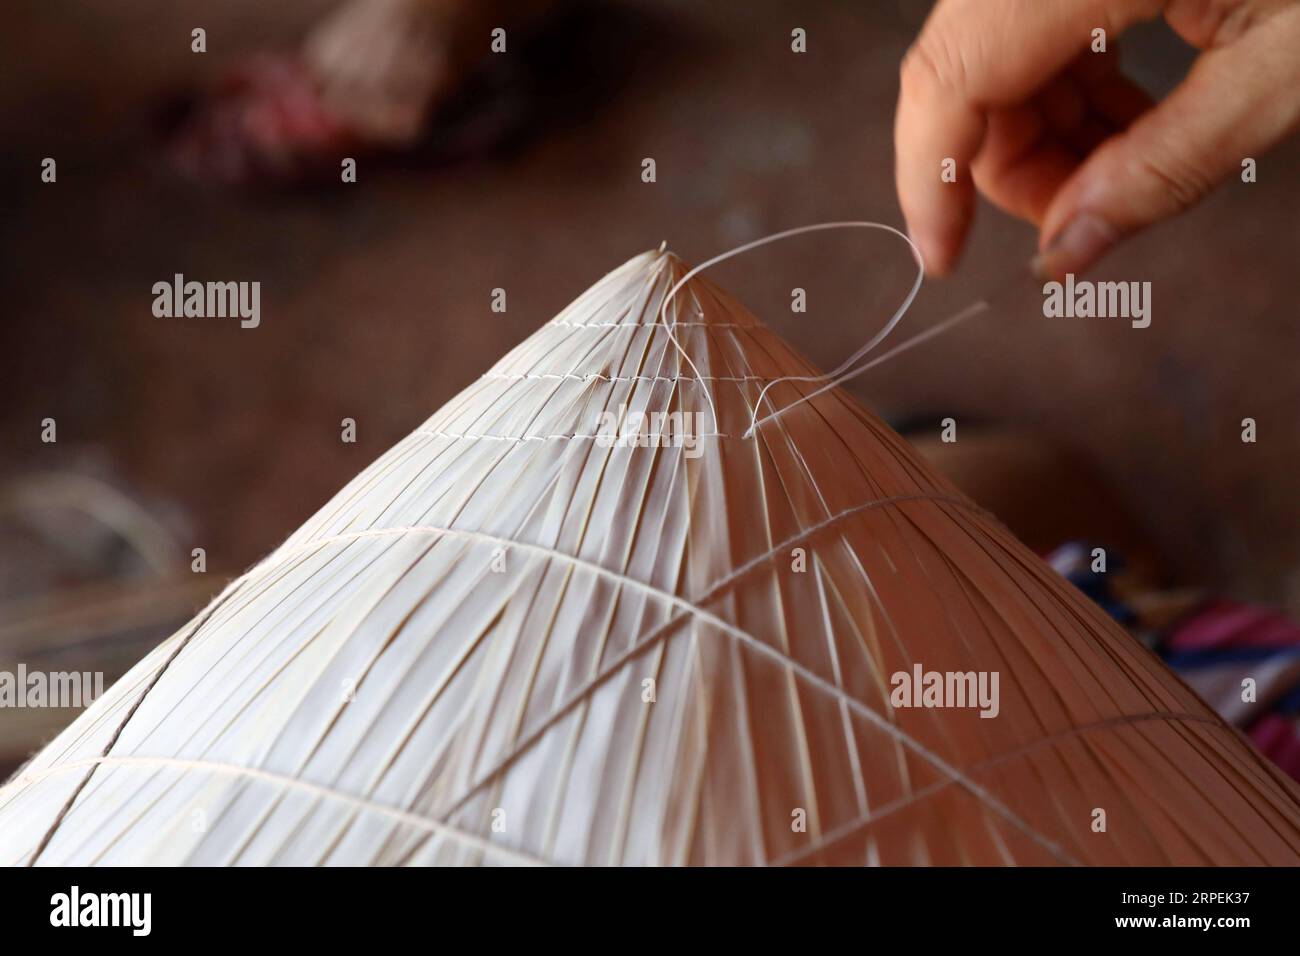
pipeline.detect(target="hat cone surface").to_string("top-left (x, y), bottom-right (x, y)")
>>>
top-left (4, 250), bottom-right (1299, 866)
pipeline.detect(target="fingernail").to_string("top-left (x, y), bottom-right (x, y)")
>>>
top-left (1031, 213), bottom-right (1118, 281)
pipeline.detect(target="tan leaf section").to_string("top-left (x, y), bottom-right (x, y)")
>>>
top-left (3, 249), bottom-right (1299, 865)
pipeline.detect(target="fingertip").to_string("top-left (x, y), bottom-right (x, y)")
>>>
top-left (912, 229), bottom-right (956, 278)
top-left (1032, 212), bottom-right (1119, 280)
top-left (924, 249), bottom-right (954, 278)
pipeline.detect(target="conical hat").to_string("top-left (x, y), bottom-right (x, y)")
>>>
top-left (4, 249), bottom-right (1299, 865)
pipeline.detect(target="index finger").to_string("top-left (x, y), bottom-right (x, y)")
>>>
top-left (894, 0), bottom-right (1164, 275)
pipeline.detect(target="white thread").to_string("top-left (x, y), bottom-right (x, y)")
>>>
top-left (546, 320), bottom-right (754, 329)
top-left (483, 223), bottom-right (995, 447)
top-left (415, 429), bottom-right (732, 443)
top-left (470, 304), bottom-right (990, 446)
top-left (480, 372), bottom-right (768, 384)
top-left (657, 221), bottom-right (928, 440)
top-left (815, 299), bottom-right (989, 387)
top-left (440, 301), bottom-right (989, 449)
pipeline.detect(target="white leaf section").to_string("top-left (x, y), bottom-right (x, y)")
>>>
top-left (3, 249), bottom-right (1299, 865)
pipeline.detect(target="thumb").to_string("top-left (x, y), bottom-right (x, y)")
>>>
top-left (1035, 7), bottom-right (1300, 279)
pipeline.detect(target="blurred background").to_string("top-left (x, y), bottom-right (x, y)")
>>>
top-left (2, 0), bottom-right (1298, 777)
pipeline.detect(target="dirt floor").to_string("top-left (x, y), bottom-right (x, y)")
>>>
top-left (3, 0), bottom-right (1298, 626)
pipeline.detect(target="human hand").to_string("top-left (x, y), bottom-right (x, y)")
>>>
top-left (894, 0), bottom-right (1300, 279)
